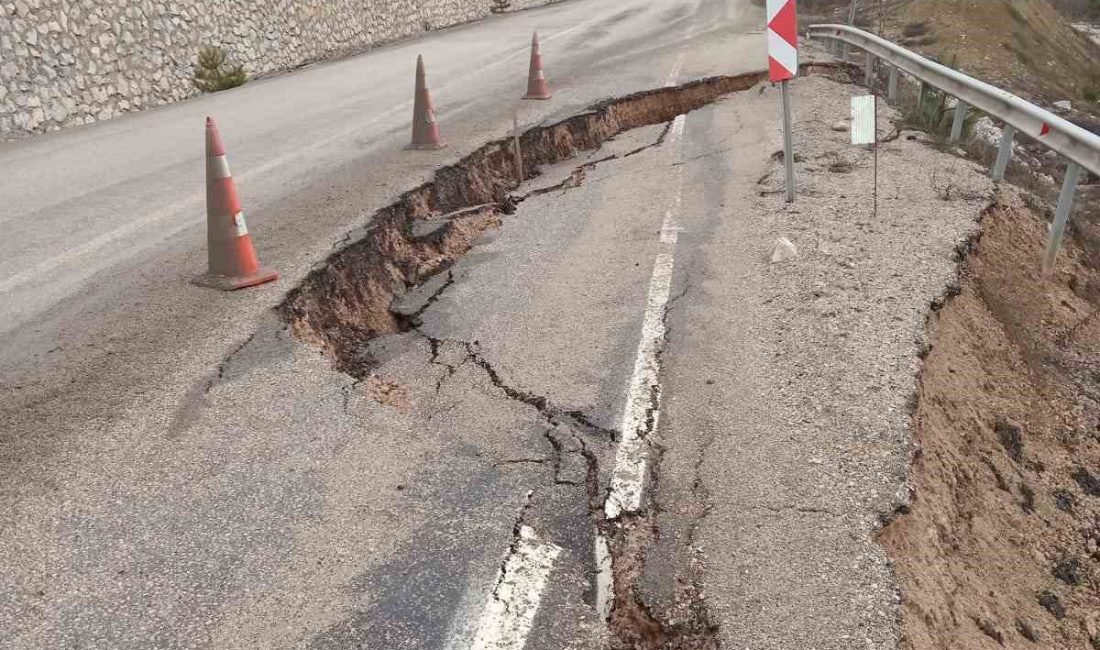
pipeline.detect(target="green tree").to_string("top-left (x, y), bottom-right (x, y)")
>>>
top-left (193, 46), bottom-right (248, 93)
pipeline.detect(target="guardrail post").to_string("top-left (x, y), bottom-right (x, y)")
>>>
top-left (917, 81), bottom-right (928, 113)
top-left (842, 0), bottom-right (858, 61)
top-left (949, 100), bottom-right (969, 143)
top-left (991, 124), bottom-right (1016, 181)
top-left (887, 66), bottom-right (898, 102)
top-left (1041, 162), bottom-right (1082, 279)
top-left (864, 51), bottom-right (875, 87)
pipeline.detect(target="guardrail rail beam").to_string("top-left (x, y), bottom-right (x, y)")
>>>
top-left (810, 23), bottom-right (1100, 282)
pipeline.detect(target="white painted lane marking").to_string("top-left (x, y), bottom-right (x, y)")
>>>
top-left (670, 112), bottom-right (686, 143)
top-left (660, 114), bottom-right (687, 245)
top-left (659, 209), bottom-right (682, 245)
top-left (604, 108), bottom-right (688, 520)
top-left (605, 252), bottom-right (674, 519)
top-left (469, 526), bottom-right (562, 650)
top-left (594, 533), bottom-right (614, 621)
top-left (665, 52), bottom-right (685, 87)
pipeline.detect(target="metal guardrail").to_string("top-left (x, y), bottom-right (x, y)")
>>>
top-left (808, 23), bottom-right (1100, 278)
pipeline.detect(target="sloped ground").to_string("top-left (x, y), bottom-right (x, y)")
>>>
top-left (804, 0), bottom-right (1100, 106)
top-left (880, 188), bottom-right (1100, 650)
top-left (892, 0), bottom-right (1100, 104)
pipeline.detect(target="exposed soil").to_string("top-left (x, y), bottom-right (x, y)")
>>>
top-left (804, 0), bottom-right (1100, 109)
top-left (880, 187), bottom-right (1100, 649)
top-left (893, 0), bottom-right (1100, 104)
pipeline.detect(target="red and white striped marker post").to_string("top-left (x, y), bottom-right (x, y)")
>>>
top-left (767, 0), bottom-right (799, 203)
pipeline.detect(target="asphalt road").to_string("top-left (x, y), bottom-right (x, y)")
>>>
top-left (0, 0), bottom-right (1001, 644)
top-left (1, 0), bottom-right (770, 647)
top-left (0, 0), bottom-right (1007, 642)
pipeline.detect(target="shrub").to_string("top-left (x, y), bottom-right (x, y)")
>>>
top-left (193, 46), bottom-right (247, 93)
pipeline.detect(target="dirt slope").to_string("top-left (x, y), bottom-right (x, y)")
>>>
top-left (805, 0), bottom-right (1100, 105)
top-left (891, 0), bottom-right (1100, 102)
top-left (880, 189), bottom-right (1100, 649)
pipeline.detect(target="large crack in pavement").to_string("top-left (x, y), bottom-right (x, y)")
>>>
top-left (281, 64), bottom-right (843, 649)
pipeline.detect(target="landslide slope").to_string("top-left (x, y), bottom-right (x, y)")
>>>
top-left (892, 0), bottom-right (1100, 103)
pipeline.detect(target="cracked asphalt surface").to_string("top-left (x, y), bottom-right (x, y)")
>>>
top-left (1, 0), bottom-right (765, 646)
top-left (0, 0), bottom-right (1002, 646)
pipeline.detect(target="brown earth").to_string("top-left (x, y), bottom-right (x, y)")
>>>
top-left (803, 0), bottom-right (1100, 106)
top-left (892, 0), bottom-right (1100, 104)
top-left (879, 188), bottom-right (1100, 649)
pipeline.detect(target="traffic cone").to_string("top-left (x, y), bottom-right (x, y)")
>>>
top-left (407, 55), bottom-right (446, 150)
top-left (523, 32), bottom-right (552, 100)
top-left (192, 117), bottom-right (278, 291)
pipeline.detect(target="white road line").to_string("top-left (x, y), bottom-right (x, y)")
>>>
top-left (604, 111), bottom-right (687, 520)
top-left (669, 112), bottom-right (686, 143)
top-left (604, 251), bottom-right (674, 519)
top-left (665, 52), bottom-right (686, 87)
top-left (594, 532), bottom-right (614, 621)
top-left (659, 210), bottom-right (681, 245)
top-left (660, 114), bottom-right (687, 245)
top-left (469, 526), bottom-right (562, 650)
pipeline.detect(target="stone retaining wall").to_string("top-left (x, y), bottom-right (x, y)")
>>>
top-left (0, 0), bottom-right (555, 138)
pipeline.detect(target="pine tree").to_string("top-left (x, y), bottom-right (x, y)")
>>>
top-left (193, 46), bottom-right (248, 93)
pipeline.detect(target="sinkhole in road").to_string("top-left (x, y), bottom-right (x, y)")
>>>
top-left (280, 65), bottom-right (836, 649)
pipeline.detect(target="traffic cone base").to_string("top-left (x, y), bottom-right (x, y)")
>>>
top-left (405, 142), bottom-right (447, 151)
top-left (192, 266), bottom-right (279, 291)
top-left (521, 84), bottom-right (550, 101)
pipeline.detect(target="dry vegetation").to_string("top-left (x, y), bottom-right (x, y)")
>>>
top-left (805, 0), bottom-right (1100, 105)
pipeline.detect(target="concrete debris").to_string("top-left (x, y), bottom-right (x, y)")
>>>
top-left (769, 237), bottom-right (798, 263)
top-left (1053, 100), bottom-right (1072, 112)
top-left (830, 120), bottom-right (848, 132)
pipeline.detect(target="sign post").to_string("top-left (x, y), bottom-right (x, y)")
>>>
top-left (767, 0), bottom-right (799, 203)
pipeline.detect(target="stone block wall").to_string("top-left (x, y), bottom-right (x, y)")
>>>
top-left (0, 0), bottom-right (554, 138)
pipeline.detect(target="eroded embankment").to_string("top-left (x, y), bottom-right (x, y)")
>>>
top-left (278, 70), bottom-right (801, 376)
top-left (881, 189), bottom-right (1100, 650)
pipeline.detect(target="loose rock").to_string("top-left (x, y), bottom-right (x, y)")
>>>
top-left (769, 237), bottom-right (798, 263)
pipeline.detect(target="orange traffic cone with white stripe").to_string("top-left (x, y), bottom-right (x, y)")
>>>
top-left (407, 55), bottom-right (446, 150)
top-left (523, 32), bottom-right (552, 100)
top-left (192, 117), bottom-right (278, 291)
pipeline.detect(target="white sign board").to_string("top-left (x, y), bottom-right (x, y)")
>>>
top-left (851, 95), bottom-right (876, 145)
